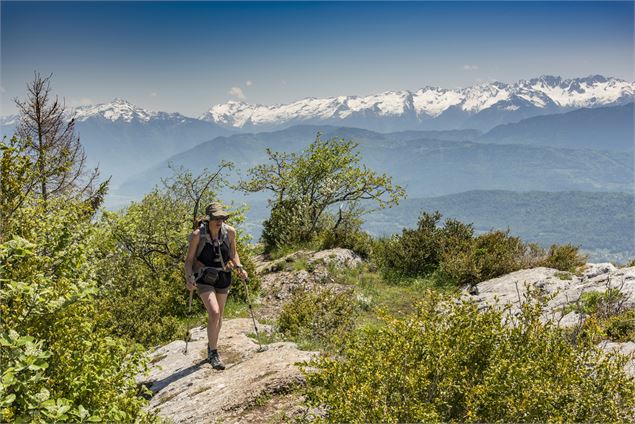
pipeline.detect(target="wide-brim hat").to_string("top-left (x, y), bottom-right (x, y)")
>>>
top-left (205, 202), bottom-right (230, 220)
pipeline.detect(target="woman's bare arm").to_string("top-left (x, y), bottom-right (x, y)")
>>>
top-left (184, 229), bottom-right (200, 288)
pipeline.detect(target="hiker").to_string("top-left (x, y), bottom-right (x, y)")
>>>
top-left (184, 202), bottom-right (249, 370)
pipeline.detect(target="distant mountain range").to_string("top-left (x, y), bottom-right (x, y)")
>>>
top-left (116, 125), bottom-right (633, 201)
top-left (200, 75), bottom-right (634, 132)
top-left (479, 103), bottom-right (634, 152)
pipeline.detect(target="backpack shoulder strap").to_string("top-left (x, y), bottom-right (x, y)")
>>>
top-left (196, 221), bottom-right (212, 258)
top-left (220, 222), bottom-right (229, 244)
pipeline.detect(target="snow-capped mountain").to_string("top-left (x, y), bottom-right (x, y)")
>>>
top-left (200, 75), bottom-right (635, 132)
top-left (71, 97), bottom-right (191, 123)
top-left (0, 98), bottom-right (230, 188)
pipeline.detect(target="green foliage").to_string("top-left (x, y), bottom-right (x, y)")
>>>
top-left (604, 309), bottom-right (635, 342)
top-left (374, 210), bottom-right (586, 287)
top-left (369, 190), bottom-right (635, 263)
top-left (472, 230), bottom-right (527, 281)
top-left (260, 198), bottom-right (312, 252)
top-left (277, 287), bottom-right (359, 349)
top-left (540, 243), bottom-right (587, 272)
top-left (1, 136), bottom-right (36, 239)
top-left (563, 287), bottom-right (633, 343)
top-left (319, 207), bottom-right (374, 259)
top-left (375, 211), bottom-right (445, 278)
top-left (570, 288), bottom-right (625, 318)
top-left (303, 291), bottom-right (635, 423)
top-left (241, 133), bottom-right (405, 252)
top-left (1, 201), bottom-right (153, 423)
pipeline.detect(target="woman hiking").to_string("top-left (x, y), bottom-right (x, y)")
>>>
top-left (184, 202), bottom-right (248, 370)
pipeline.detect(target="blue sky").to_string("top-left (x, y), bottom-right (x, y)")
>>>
top-left (2, 1), bottom-right (633, 117)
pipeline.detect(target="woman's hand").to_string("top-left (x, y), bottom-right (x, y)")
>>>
top-left (236, 267), bottom-right (248, 280)
top-left (186, 275), bottom-right (197, 292)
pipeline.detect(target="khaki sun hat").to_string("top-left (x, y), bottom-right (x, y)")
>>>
top-left (205, 202), bottom-right (230, 220)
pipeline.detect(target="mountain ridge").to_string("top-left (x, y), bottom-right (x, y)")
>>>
top-left (200, 75), bottom-right (634, 131)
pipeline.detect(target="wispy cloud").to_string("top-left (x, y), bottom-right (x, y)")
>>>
top-left (150, 91), bottom-right (158, 97)
top-left (245, 80), bottom-right (253, 87)
top-left (229, 87), bottom-right (246, 100)
top-left (463, 65), bottom-right (479, 71)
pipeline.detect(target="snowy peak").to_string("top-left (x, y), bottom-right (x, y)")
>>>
top-left (522, 75), bottom-right (633, 108)
top-left (200, 75), bottom-right (635, 129)
top-left (72, 98), bottom-right (187, 123)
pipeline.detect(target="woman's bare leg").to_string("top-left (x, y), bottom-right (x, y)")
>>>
top-left (200, 291), bottom-right (221, 349)
top-left (211, 292), bottom-right (229, 349)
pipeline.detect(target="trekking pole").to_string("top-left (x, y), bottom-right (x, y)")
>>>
top-left (183, 289), bottom-right (193, 354)
top-left (241, 276), bottom-right (268, 353)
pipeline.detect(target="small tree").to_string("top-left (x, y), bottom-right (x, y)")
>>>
top-left (240, 134), bottom-right (405, 251)
top-left (15, 72), bottom-right (102, 203)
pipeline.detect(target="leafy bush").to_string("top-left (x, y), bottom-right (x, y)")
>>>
top-left (378, 212), bottom-right (531, 286)
top-left (1, 202), bottom-right (153, 423)
top-left (472, 230), bottom-right (527, 281)
top-left (604, 309), bottom-right (635, 342)
top-left (277, 287), bottom-right (359, 349)
top-left (303, 291), bottom-right (635, 423)
top-left (570, 288), bottom-right (625, 318)
top-left (375, 211), bottom-right (444, 278)
top-left (261, 198), bottom-right (313, 252)
top-left (319, 211), bottom-right (374, 259)
top-left (540, 243), bottom-right (587, 272)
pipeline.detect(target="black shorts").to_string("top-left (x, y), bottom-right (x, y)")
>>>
top-left (196, 271), bottom-right (232, 295)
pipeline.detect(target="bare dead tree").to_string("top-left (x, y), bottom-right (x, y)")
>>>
top-left (14, 71), bottom-right (101, 204)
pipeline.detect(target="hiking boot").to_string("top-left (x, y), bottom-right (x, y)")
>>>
top-left (207, 347), bottom-right (225, 370)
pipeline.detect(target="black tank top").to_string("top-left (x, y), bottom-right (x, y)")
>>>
top-left (197, 235), bottom-right (231, 268)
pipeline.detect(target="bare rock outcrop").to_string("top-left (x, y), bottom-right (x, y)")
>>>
top-left (141, 319), bottom-right (316, 423)
top-left (254, 248), bottom-right (361, 320)
top-left (254, 247), bottom-right (362, 274)
top-left (465, 264), bottom-right (635, 376)
top-left (465, 265), bottom-right (635, 324)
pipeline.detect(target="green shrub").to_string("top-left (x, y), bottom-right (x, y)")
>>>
top-left (473, 229), bottom-right (526, 281)
top-left (261, 199), bottom-right (313, 252)
top-left (604, 309), bottom-right (635, 342)
top-left (303, 291), bottom-right (635, 423)
top-left (541, 243), bottom-right (587, 272)
top-left (375, 211), bottom-right (444, 278)
top-left (277, 287), bottom-right (359, 349)
top-left (570, 288), bottom-right (625, 318)
top-left (1, 202), bottom-right (153, 423)
top-left (436, 219), bottom-right (478, 286)
top-left (319, 213), bottom-right (374, 259)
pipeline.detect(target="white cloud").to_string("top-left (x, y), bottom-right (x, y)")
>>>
top-left (280, 80), bottom-right (287, 86)
top-left (245, 80), bottom-right (253, 87)
top-left (228, 86), bottom-right (246, 100)
top-left (150, 91), bottom-right (158, 97)
top-left (0, 86), bottom-right (5, 94)
top-left (463, 65), bottom-right (479, 71)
